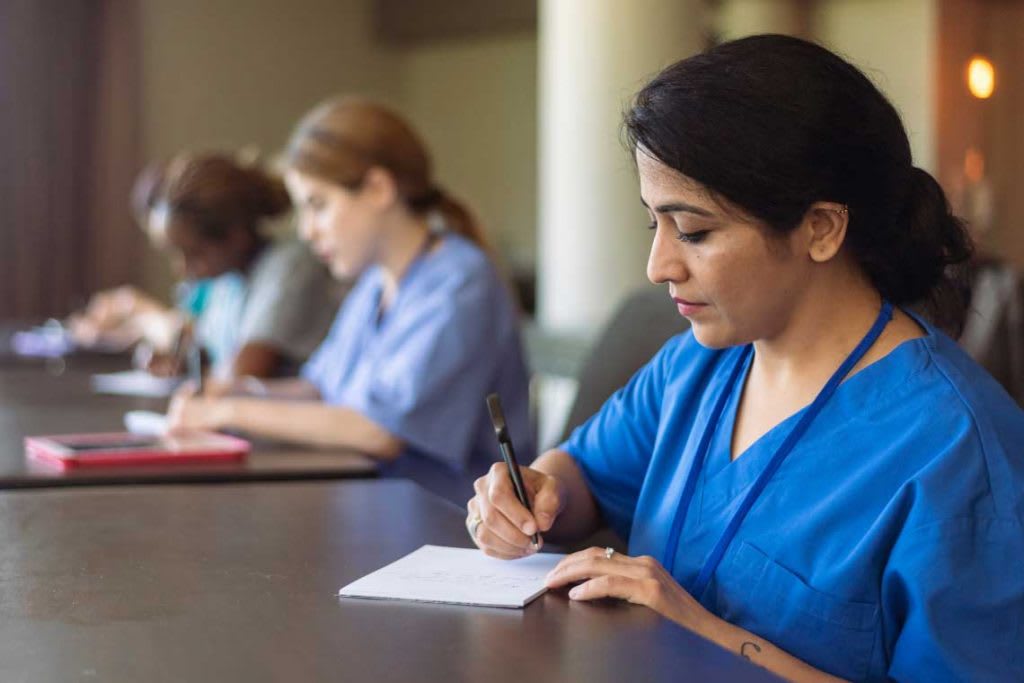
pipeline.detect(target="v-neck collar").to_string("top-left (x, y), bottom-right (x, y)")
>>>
top-left (699, 313), bottom-right (937, 504)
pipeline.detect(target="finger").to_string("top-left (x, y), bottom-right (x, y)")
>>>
top-left (474, 524), bottom-right (535, 559)
top-left (473, 477), bottom-right (538, 551)
top-left (172, 380), bottom-right (198, 401)
top-left (165, 395), bottom-right (197, 435)
top-left (478, 543), bottom-right (531, 561)
top-left (467, 498), bottom-right (533, 558)
top-left (550, 546), bottom-right (614, 573)
top-left (545, 555), bottom-right (645, 589)
top-left (486, 464), bottom-right (539, 537)
top-left (527, 472), bottom-right (562, 532)
top-left (567, 575), bottom-right (644, 603)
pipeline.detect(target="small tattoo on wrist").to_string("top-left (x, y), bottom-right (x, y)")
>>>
top-left (740, 641), bottom-right (762, 660)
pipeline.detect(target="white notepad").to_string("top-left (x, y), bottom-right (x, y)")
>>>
top-left (91, 370), bottom-right (182, 398)
top-left (339, 545), bottom-right (565, 609)
top-left (123, 410), bottom-right (170, 436)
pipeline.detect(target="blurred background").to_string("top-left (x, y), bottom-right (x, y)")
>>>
top-left (1, 0), bottom-right (1021, 444)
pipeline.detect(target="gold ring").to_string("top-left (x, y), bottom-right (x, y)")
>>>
top-left (467, 514), bottom-right (483, 540)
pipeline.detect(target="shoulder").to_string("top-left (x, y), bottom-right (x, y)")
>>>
top-left (425, 234), bottom-right (492, 282)
top-left (880, 323), bottom-right (1024, 523)
top-left (413, 234), bottom-right (504, 306)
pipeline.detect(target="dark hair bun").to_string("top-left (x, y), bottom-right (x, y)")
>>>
top-left (625, 34), bottom-right (974, 334)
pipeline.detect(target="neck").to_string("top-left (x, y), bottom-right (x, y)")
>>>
top-left (752, 267), bottom-right (884, 389)
top-left (237, 234), bottom-right (268, 273)
top-left (378, 212), bottom-right (432, 305)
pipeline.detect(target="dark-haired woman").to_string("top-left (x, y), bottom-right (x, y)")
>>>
top-left (467, 35), bottom-right (1023, 682)
top-left (71, 154), bottom-right (340, 381)
top-left (150, 153), bottom-right (340, 380)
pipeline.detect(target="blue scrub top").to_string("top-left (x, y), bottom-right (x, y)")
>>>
top-left (562, 311), bottom-right (1024, 682)
top-left (302, 233), bottom-right (533, 503)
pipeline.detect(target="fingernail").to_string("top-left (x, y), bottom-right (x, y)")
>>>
top-left (522, 521), bottom-right (536, 535)
top-left (569, 586), bottom-right (581, 599)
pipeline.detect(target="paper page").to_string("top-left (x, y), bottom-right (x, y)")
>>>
top-left (91, 370), bottom-right (181, 398)
top-left (123, 410), bottom-right (170, 436)
top-left (339, 545), bottom-right (565, 609)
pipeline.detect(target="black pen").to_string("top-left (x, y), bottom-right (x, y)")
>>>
top-left (185, 327), bottom-right (203, 395)
top-left (485, 393), bottom-right (540, 547)
top-left (168, 323), bottom-right (189, 376)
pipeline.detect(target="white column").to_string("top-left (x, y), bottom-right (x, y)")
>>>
top-left (537, 0), bottom-right (707, 336)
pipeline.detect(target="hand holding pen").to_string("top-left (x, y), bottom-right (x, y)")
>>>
top-left (465, 393), bottom-right (565, 559)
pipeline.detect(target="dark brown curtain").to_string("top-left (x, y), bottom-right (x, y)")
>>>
top-left (0, 0), bottom-right (144, 320)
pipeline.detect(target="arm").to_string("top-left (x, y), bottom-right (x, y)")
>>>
top-left (469, 455), bottom-right (846, 681)
top-left (168, 392), bottom-right (403, 460)
top-left (544, 547), bottom-right (847, 683)
top-left (230, 341), bottom-right (286, 379)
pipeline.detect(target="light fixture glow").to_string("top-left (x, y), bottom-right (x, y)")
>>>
top-left (967, 56), bottom-right (995, 99)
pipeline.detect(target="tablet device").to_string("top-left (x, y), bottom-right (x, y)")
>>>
top-left (25, 431), bottom-right (250, 469)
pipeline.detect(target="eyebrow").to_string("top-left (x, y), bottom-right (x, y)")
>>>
top-left (640, 198), bottom-right (715, 217)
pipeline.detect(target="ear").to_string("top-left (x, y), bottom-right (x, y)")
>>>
top-left (800, 202), bottom-right (849, 263)
top-left (360, 166), bottom-right (400, 210)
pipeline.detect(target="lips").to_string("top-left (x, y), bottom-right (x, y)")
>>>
top-left (672, 297), bottom-right (707, 317)
top-left (315, 247), bottom-right (334, 262)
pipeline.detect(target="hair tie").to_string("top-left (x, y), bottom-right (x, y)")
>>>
top-left (409, 187), bottom-right (444, 211)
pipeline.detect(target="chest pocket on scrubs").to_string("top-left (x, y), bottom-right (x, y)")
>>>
top-left (720, 542), bottom-right (880, 681)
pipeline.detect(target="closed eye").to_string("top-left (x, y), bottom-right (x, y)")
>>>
top-left (676, 230), bottom-right (709, 244)
top-left (646, 221), bottom-right (710, 244)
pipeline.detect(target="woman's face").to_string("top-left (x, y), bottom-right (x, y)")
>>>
top-left (638, 149), bottom-right (814, 349)
top-left (284, 169), bottom-right (386, 280)
top-left (150, 205), bottom-right (243, 281)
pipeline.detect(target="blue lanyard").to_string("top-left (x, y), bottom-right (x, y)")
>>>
top-left (663, 301), bottom-right (895, 598)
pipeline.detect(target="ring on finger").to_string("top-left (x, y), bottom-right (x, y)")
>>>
top-left (467, 513), bottom-right (483, 540)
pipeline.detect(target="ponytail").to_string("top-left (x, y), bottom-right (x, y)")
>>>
top-left (879, 167), bottom-right (974, 335)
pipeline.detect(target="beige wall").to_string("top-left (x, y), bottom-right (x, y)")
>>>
top-left (718, 0), bottom-right (940, 173)
top-left (137, 0), bottom-right (536, 293)
top-left (396, 32), bottom-right (538, 267)
top-left (812, 0), bottom-right (939, 173)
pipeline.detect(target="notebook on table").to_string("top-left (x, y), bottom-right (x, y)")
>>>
top-left (338, 545), bottom-right (566, 609)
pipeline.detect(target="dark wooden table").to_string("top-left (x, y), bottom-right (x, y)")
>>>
top-left (0, 480), bottom-right (780, 682)
top-left (0, 333), bottom-right (376, 488)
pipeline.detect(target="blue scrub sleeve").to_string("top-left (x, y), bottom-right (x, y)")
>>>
top-left (341, 272), bottom-right (500, 469)
top-left (884, 516), bottom-right (1024, 681)
top-left (559, 341), bottom-right (673, 540)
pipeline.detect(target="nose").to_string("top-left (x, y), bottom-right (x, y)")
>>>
top-left (646, 223), bottom-right (689, 286)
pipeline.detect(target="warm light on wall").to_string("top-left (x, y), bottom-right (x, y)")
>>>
top-left (967, 56), bottom-right (996, 99)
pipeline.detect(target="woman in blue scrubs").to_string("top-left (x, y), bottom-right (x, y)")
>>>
top-left (467, 36), bottom-right (1023, 682)
top-left (169, 97), bottom-right (532, 502)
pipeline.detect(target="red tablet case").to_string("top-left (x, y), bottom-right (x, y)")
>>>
top-left (25, 431), bottom-right (250, 469)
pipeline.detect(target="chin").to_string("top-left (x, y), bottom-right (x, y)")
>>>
top-left (329, 257), bottom-right (366, 281)
top-left (689, 322), bottom-right (743, 350)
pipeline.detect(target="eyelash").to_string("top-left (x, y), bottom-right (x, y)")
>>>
top-left (646, 221), bottom-right (710, 244)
